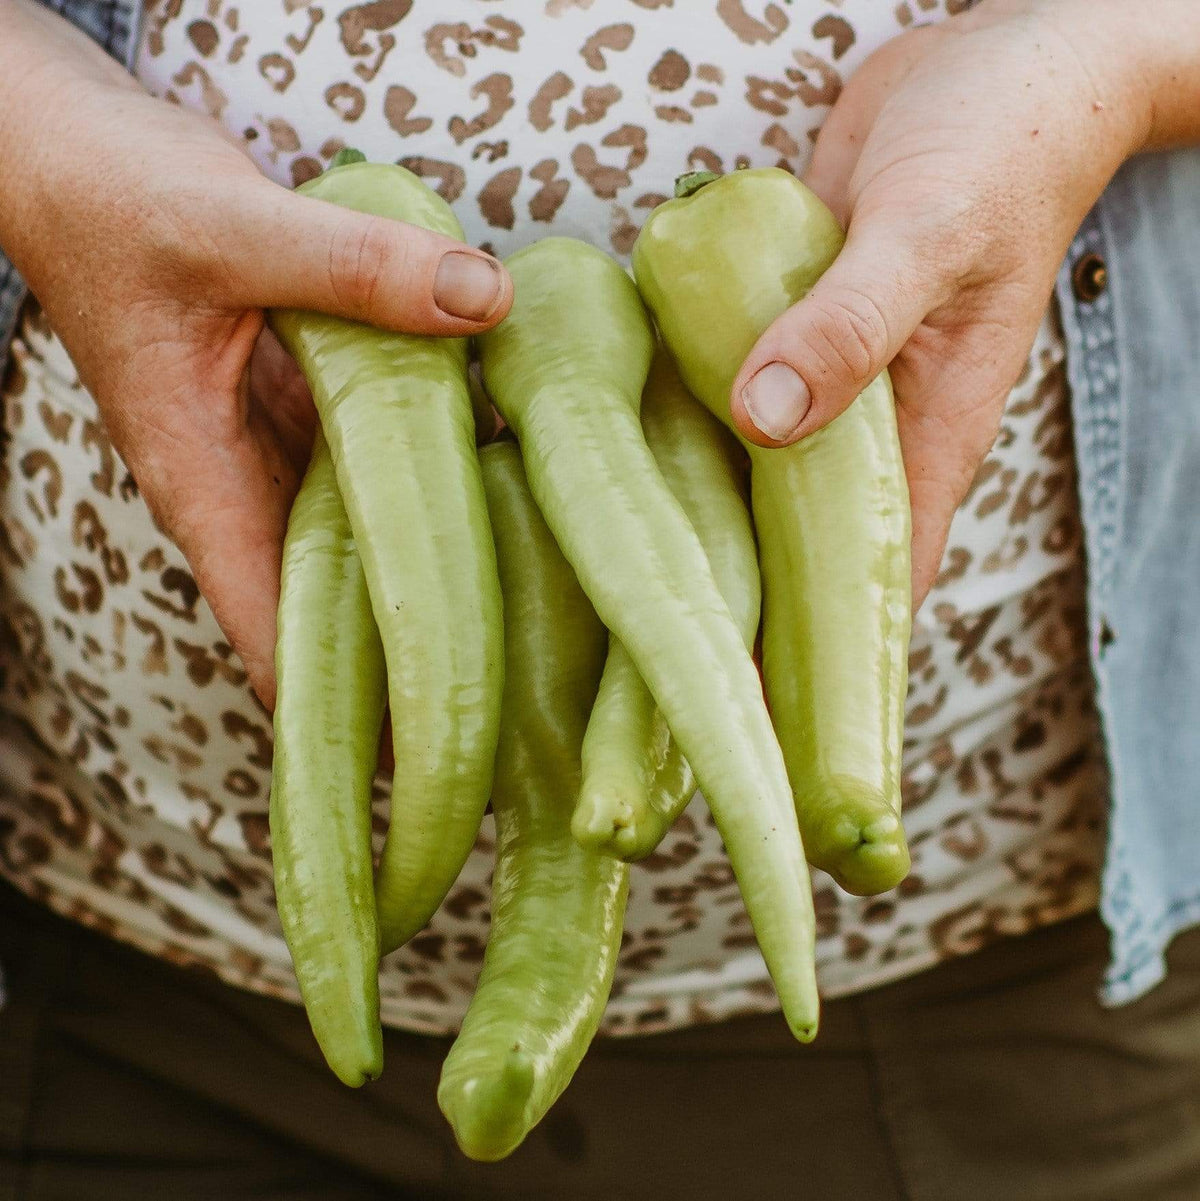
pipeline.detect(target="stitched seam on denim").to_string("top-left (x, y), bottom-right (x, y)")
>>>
top-left (1076, 173), bottom-right (1200, 1006)
top-left (1056, 219), bottom-right (1121, 601)
top-left (1054, 209), bottom-right (1134, 1009)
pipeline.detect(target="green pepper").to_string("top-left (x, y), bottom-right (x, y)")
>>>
top-left (573, 349), bottom-right (760, 862)
top-left (269, 158), bottom-right (504, 953)
top-left (270, 431), bottom-right (385, 1087)
top-left (438, 438), bottom-right (624, 1162)
top-left (632, 168), bottom-right (912, 897)
top-left (478, 237), bottom-right (818, 1041)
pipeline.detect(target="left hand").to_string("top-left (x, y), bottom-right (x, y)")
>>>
top-left (0, 1), bottom-right (512, 705)
top-left (728, 0), bottom-right (1160, 605)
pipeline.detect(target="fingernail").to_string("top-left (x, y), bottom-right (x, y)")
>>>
top-left (741, 362), bottom-right (811, 441)
top-left (433, 251), bottom-right (504, 322)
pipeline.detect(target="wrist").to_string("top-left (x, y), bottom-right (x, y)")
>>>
top-left (0, 2), bottom-right (135, 274)
top-left (1004, 0), bottom-right (1199, 156)
top-left (1039, 1), bottom-right (1155, 159)
top-left (0, 2), bottom-right (136, 163)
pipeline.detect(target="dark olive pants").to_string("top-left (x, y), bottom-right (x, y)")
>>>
top-left (3, 883), bottom-right (1200, 1201)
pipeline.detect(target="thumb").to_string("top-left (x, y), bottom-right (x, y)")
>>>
top-left (730, 216), bottom-right (942, 448)
top-left (222, 182), bottom-right (513, 337)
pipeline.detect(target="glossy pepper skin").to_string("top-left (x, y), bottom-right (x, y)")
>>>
top-left (438, 438), bottom-right (625, 1163)
top-left (270, 431), bottom-right (386, 1087)
top-left (573, 349), bottom-right (760, 862)
top-left (478, 237), bottom-right (818, 1041)
top-left (632, 168), bottom-right (912, 897)
top-left (269, 159), bottom-right (503, 953)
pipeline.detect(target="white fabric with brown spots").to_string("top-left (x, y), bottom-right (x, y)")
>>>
top-left (0, 0), bottom-right (1104, 1036)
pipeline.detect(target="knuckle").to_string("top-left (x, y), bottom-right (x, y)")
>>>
top-left (140, 175), bottom-right (264, 292)
top-left (809, 288), bottom-right (892, 385)
top-left (327, 218), bottom-right (408, 316)
top-left (910, 204), bottom-right (998, 291)
top-left (146, 201), bottom-right (228, 290)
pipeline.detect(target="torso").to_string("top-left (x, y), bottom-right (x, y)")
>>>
top-left (0, 0), bottom-right (1103, 1034)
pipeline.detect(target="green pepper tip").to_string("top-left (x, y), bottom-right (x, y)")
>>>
top-left (807, 803), bottom-right (910, 897)
top-left (439, 1053), bottom-right (536, 1162)
top-left (791, 1017), bottom-right (819, 1044)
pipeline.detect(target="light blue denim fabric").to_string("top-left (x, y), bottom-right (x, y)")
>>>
top-left (3, 0), bottom-right (1200, 1008)
top-left (1055, 149), bottom-right (1200, 1004)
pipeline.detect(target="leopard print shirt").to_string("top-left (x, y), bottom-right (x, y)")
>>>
top-left (0, 0), bottom-right (1105, 1036)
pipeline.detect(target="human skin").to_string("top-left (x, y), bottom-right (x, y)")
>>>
top-left (0, 0), bottom-right (512, 707)
top-left (1, 0), bottom-right (1198, 697)
top-left (732, 0), bottom-right (1200, 605)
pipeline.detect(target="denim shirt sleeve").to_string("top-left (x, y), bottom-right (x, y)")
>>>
top-left (0, 0), bottom-right (140, 355)
top-left (1055, 147), bottom-right (1200, 1005)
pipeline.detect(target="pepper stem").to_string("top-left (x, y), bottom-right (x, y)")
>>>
top-left (331, 147), bottom-right (367, 168)
top-left (673, 170), bottom-right (722, 199)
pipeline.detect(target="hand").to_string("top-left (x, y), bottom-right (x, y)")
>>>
top-left (728, 0), bottom-right (1186, 606)
top-left (0, 1), bottom-right (512, 707)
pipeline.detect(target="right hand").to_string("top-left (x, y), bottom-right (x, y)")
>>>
top-left (727, 0), bottom-right (1151, 609)
top-left (0, 1), bottom-right (512, 708)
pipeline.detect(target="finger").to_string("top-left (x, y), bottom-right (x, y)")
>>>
top-left (148, 439), bottom-right (292, 710)
top-left (730, 215), bottom-right (946, 448)
top-left (900, 438), bottom-right (963, 612)
top-left (888, 347), bottom-right (1009, 609)
top-left (128, 366), bottom-right (298, 710)
top-left (223, 183), bottom-right (513, 336)
top-left (249, 327), bottom-right (317, 474)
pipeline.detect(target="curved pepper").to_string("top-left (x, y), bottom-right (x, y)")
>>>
top-left (270, 431), bottom-right (385, 1086)
top-left (478, 237), bottom-right (818, 1040)
top-left (573, 349), bottom-right (760, 862)
top-left (269, 157), bottom-right (504, 952)
top-left (438, 438), bottom-right (624, 1162)
top-left (632, 168), bottom-right (912, 897)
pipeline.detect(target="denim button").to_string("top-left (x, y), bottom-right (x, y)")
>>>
top-left (1072, 253), bottom-right (1108, 302)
